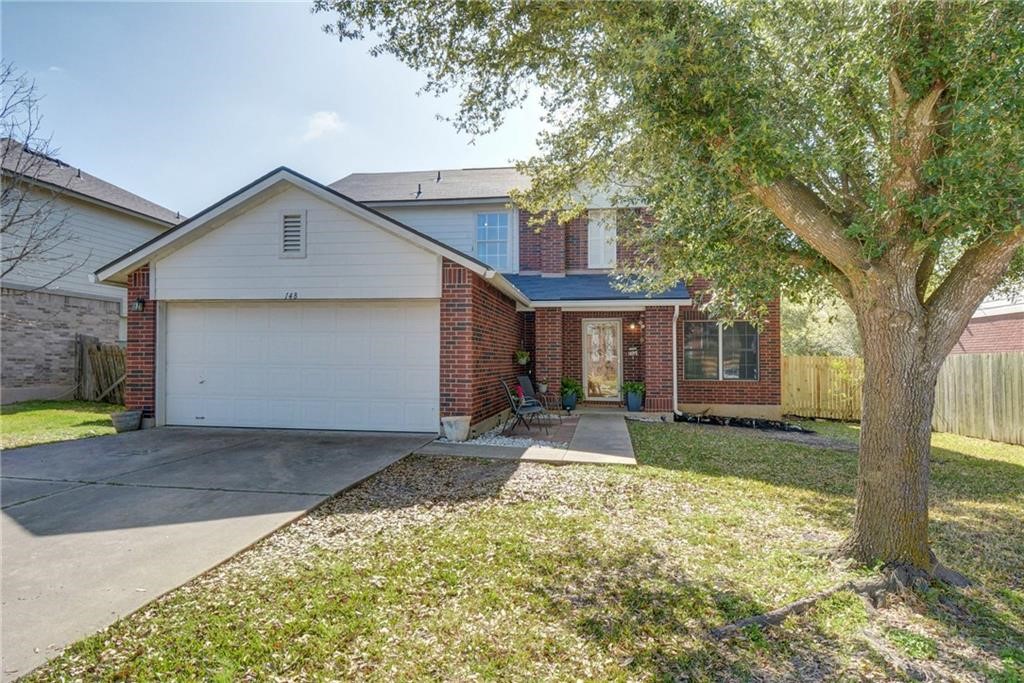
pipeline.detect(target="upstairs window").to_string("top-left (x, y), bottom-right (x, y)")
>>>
top-left (587, 209), bottom-right (617, 269)
top-left (684, 321), bottom-right (759, 380)
top-left (280, 211), bottom-right (306, 258)
top-left (476, 212), bottom-right (509, 270)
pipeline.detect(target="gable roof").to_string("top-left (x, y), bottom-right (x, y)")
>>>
top-left (505, 274), bottom-right (690, 305)
top-left (1, 138), bottom-right (181, 226)
top-left (331, 167), bottom-right (529, 203)
top-left (93, 166), bottom-right (530, 305)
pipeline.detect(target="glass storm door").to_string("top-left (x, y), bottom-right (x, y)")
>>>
top-left (583, 319), bottom-right (622, 400)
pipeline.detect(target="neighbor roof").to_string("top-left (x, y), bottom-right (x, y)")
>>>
top-left (504, 274), bottom-right (690, 303)
top-left (1, 138), bottom-right (181, 225)
top-left (331, 167), bottom-right (530, 203)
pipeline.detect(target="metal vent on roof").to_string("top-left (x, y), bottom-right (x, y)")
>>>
top-left (281, 211), bottom-right (306, 257)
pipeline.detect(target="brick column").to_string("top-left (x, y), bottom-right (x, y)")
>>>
top-left (440, 260), bottom-right (473, 417)
top-left (644, 306), bottom-right (675, 411)
top-left (125, 265), bottom-right (156, 418)
top-left (534, 308), bottom-right (563, 394)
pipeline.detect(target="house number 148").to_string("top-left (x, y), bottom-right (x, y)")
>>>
top-left (284, 291), bottom-right (299, 300)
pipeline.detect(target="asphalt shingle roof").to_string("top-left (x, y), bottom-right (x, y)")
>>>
top-left (1, 138), bottom-right (181, 225)
top-left (331, 167), bottom-right (529, 203)
top-left (504, 274), bottom-right (689, 302)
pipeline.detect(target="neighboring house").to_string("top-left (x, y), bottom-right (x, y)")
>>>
top-left (950, 295), bottom-right (1024, 354)
top-left (95, 166), bottom-right (781, 435)
top-left (1, 140), bottom-right (180, 403)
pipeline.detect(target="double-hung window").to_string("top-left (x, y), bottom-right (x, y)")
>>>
top-left (684, 321), bottom-right (759, 380)
top-left (587, 209), bottom-right (617, 269)
top-left (476, 212), bottom-right (509, 270)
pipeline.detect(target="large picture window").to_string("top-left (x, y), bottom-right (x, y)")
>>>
top-left (476, 212), bottom-right (509, 270)
top-left (684, 321), bottom-right (759, 380)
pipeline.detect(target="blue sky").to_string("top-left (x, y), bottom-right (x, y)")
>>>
top-left (1, 2), bottom-right (543, 215)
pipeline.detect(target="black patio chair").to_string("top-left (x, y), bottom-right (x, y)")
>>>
top-left (501, 379), bottom-right (549, 435)
top-left (517, 374), bottom-right (562, 424)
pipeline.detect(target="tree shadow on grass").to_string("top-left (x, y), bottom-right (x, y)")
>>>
top-left (531, 544), bottom-right (920, 681)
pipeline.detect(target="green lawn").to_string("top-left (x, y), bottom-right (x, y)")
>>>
top-left (0, 400), bottom-right (121, 450)
top-left (26, 421), bottom-right (1024, 682)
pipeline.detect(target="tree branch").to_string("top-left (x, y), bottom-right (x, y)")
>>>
top-left (747, 177), bottom-right (866, 279)
top-left (925, 230), bottom-right (1024, 358)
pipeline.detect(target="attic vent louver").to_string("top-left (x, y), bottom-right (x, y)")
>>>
top-left (280, 211), bottom-right (306, 258)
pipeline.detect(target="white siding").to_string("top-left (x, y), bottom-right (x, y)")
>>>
top-left (377, 203), bottom-right (519, 273)
top-left (1, 189), bottom-right (167, 304)
top-left (153, 186), bottom-right (441, 301)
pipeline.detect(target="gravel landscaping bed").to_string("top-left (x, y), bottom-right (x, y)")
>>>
top-left (435, 424), bottom-right (568, 449)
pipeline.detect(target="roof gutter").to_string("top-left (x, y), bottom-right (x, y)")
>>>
top-left (484, 271), bottom-right (532, 307)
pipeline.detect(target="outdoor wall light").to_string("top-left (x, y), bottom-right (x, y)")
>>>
top-left (131, 297), bottom-right (146, 312)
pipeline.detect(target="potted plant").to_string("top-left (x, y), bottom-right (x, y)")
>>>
top-left (110, 409), bottom-right (143, 433)
top-left (560, 377), bottom-right (583, 411)
top-left (623, 381), bottom-right (646, 412)
top-left (514, 350), bottom-right (531, 366)
top-left (536, 379), bottom-right (548, 394)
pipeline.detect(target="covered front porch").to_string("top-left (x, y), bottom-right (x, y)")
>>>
top-left (522, 305), bottom-right (681, 413)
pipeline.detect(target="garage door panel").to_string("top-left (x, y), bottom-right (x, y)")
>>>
top-left (166, 301), bottom-right (439, 431)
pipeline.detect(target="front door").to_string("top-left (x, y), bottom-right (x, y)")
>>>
top-left (582, 319), bottom-right (622, 400)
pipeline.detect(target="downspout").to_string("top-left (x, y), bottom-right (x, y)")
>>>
top-left (672, 304), bottom-right (680, 415)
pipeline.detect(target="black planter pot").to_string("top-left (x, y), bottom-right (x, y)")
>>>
top-left (626, 392), bottom-right (644, 412)
top-left (562, 392), bottom-right (578, 410)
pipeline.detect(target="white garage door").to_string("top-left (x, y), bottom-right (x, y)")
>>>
top-left (165, 301), bottom-right (439, 432)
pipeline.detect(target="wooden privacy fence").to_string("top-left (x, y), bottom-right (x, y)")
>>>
top-left (933, 352), bottom-right (1024, 446)
top-left (782, 356), bottom-right (864, 421)
top-left (75, 334), bottom-right (126, 404)
top-left (783, 352), bottom-right (1024, 445)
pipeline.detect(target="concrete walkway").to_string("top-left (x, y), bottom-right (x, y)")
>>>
top-left (417, 413), bottom-right (636, 465)
top-left (1, 427), bottom-right (432, 681)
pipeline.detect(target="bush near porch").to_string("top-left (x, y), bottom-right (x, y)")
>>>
top-left (0, 401), bottom-right (120, 450)
top-left (26, 420), bottom-right (1024, 681)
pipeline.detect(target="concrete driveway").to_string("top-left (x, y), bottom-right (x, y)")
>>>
top-left (1, 427), bottom-right (432, 681)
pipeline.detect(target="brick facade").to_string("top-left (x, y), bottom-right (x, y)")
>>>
top-left (440, 259), bottom-right (522, 425)
top-left (644, 307), bottom-right (675, 411)
top-left (440, 262), bottom-right (474, 419)
top-left (1, 287), bottom-right (121, 403)
top-left (533, 308), bottom-right (563, 396)
top-left (520, 300), bottom-right (782, 413)
top-left (124, 266), bottom-right (156, 417)
top-left (951, 313), bottom-right (1024, 354)
top-left (677, 298), bottom-right (782, 407)
top-left (563, 214), bottom-right (591, 272)
top-left (521, 209), bottom-right (640, 275)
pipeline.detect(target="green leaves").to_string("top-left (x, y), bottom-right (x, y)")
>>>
top-left (316, 0), bottom-right (1024, 313)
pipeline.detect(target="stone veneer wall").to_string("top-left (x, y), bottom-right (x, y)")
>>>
top-left (1, 287), bottom-right (120, 403)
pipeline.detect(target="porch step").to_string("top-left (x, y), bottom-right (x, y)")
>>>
top-left (415, 414), bottom-right (637, 466)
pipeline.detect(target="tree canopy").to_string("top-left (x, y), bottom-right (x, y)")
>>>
top-left (317, 0), bottom-right (1022, 321)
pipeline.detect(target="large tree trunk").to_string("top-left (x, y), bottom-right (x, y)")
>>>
top-left (843, 288), bottom-right (941, 570)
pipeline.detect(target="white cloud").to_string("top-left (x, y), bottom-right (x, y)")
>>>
top-left (48, 66), bottom-right (65, 73)
top-left (301, 111), bottom-right (345, 142)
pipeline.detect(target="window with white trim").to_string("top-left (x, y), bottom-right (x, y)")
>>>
top-left (587, 209), bottom-right (617, 269)
top-left (684, 321), bottom-right (759, 380)
top-left (475, 212), bottom-right (509, 270)
top-left (280, 211), bottom-right (306, 257)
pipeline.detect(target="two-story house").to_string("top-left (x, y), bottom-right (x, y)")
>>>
top-left (94, 166), bottom-right (780, 433)
top-left (1, 140), bottom-right (180, 403)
